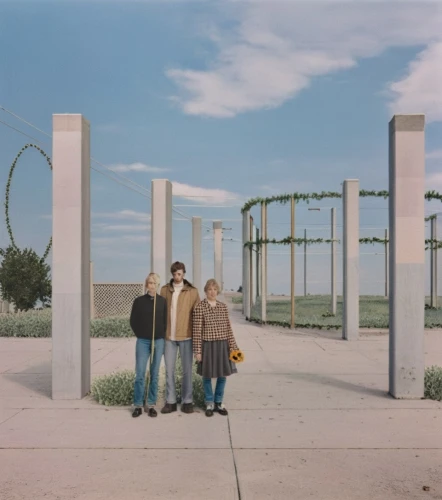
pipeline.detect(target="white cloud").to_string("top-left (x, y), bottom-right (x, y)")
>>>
top-left (92, 210), bottom-right (151, 222)
top-left (426, 172), bottom-right (442, 191)
top-left (388, 42), bottom-right (442, 122)
top-left (172, 181), bottom-right (240, 204)
top-left (110, 162), bottom-right (169, 173)
top-left (426, 149), bottom-right (442, 161)
top-left (167, 2), bottom-right (442, 119)
top-left (93, 223), bottom-right (150, 232)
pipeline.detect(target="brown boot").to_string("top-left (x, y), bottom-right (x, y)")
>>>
top-left (161, 403), bottom-right (177, 414)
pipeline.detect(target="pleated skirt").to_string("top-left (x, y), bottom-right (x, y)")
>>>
top-left (196, 340), bottom-right (238, 378)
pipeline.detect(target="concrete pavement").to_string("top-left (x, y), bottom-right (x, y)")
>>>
top-left (1, 309), bottom-right (442, 499)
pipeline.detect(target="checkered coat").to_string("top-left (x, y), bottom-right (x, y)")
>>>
top-left (192, 299), bottom-right (238, 355)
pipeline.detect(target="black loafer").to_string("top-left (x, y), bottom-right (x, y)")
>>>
top-left (132, 407), bottom-right (142, 418)
top-left (214, 403), bottom-right (228, 416)
top-left (147, 407), bottom-right (157, 418)
top-left (161, 403), bottom-right (177, 414)
top-left (181, 403), bottom-right (194, 414)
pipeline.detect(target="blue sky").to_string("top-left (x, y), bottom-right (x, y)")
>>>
top-left (1, 0), bottom-right (442, 294)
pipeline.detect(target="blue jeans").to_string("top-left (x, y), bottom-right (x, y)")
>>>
top-left (133, 338), bottom-right (165, 407)
top-left (164, 340), bottom-right (193, 404)
top-left (203, 377), bottom-right (226, 404)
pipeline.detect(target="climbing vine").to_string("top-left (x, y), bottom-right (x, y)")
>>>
top-left (4, 144), bottom-right (52, 261)
top-left (245, 236), bottom-right (442, 250)
top-left (241, 189), bottom-right (442, 213)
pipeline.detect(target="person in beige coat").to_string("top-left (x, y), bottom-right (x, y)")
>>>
top-left (160, 261), bottom-right (200, 414)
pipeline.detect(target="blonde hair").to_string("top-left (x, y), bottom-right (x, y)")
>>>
top-left (204, 278), bottom-right (220, 294)
top-left (145, 273), bottom-right (161, 292)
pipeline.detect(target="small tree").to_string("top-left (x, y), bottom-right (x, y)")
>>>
top-left (0, 246), bottom-right (51, 311)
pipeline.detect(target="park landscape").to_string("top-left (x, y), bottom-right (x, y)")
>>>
top-left (2, 1), bottom-right (442, 499)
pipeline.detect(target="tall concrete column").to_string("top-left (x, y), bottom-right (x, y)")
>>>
top-left (242, 211), bottom-right (251, 318)
top-left (303, 228), bottom-right (307, 296)
top-left (342, 179), bottom-right (359, 341)
top-left (256, 227), bottom-right (261, 298)
top-left (389, 114), bottom-right (425, 399)
top-left (90, 261), bottom-right (95, 320)
top-left (261, 203), bottom-right (268, 323)
top-left (192, 216), bottom-right (202, 294)
top-left (213, 220), bottom-right (223, 291)
top-left (331, 207), bottom-right (337, 315)
top-left (385, 229), bottom-right (389, 298)
top-left (52, 114), bottom-right (90, 400)
top-left (151, 179), bottom-right (172, 286)
top-left (251, 223), bottom-right (257, 305)
top-left (430, 217), bottom-right (437, 308)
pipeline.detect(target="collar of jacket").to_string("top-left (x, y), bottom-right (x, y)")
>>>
top-left (167, 278), bottom-right (195, 291)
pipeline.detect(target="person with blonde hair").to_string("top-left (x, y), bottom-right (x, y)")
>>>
top-left (193, 278), bottom-right (239, 417)
top-left (130, 272), bottom-right (167, 418)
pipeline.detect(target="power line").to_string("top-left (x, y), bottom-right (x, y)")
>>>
top-left (0, 118), bottom-right (46, 145)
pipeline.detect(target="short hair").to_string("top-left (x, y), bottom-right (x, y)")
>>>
top-left (170, 261), bottom-right (186, 274)
top-left (204, 279), bottom-right (221, 294)
top-left (145, 272), bottom-right (161, 291)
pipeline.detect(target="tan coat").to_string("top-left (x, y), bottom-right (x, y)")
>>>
top-left (160, 279), bottom-right (200, 341)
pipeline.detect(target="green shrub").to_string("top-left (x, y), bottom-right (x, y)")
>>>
top-left (424, 366), bottom-right (442, 401)
top-left (91, 370), bottom-right (136, 406)
top-left (0, 310), bottom-right (133, 338)
top-left (90, 317), bottom-right (132, 338)
top-left (231, 296), bottom-right (243, 304)
top-left (90, 358), bottom-right (206, 408)
top-left (0, 309), bottom-right (51, 337)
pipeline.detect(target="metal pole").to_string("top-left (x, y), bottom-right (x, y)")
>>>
top-left (385, 228), bottom-right (389, 298)
top-left (304, 228), bottom-right (307, 297)
top-left (331, 207), bottom-right (337, 315)
top-left (291, 197), bottom-right (295, 329)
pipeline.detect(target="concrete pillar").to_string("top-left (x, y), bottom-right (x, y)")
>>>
top-left (242, 211), bottom-right (251, 318)
top-left (151, 179), bottom-right (172, 286)
top-left (389, 114), bottom-right (425, 399)
top-left (342, 179), bottom-right (359, 340)
top-left (192, 216), bottom-right (202, 294)
top-left (90, 261), bottom-right (95, 320)
top-left (331, 207), bottom-right (337, 315)
top-left (430, 217), bottom-right (437, 308)
top-left (52, 114), bottom-right (90, 400)
top-left (385, 229), bottom-right (389, 298)
top-left (251, 224), bottom-right (257, 305)
top-left (256, 227), bottom-right (261, 298)
top-left (303, 228), bottom-right (307, 296)
top-left (261, 203), bottom-right (268, 323)
top-left (213, 220), bottom-right (223, 291)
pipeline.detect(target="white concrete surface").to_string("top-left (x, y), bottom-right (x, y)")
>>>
top-left (342, 179), bottom-right (360, 341)
top-left (52, 114), bottom-right (91, 400)
top-left (389, 114), bottom-right (426, 399)
top-left (192, 216), bottom-right (202, 294)
top-left (1, 306), bottom-right (442, 499)
top-left (213, 220), bottom-right (223, 291)
top-left (151, 179), bottom-right (172, 287)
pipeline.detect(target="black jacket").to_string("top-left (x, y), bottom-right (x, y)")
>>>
top-left (130, 293), bottom-right (167, 340)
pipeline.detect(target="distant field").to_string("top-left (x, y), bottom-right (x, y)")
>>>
top-left (234, 295), bottom-right (442, 329)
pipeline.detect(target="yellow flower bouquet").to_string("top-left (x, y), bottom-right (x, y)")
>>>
top-left (229, 349), bottom-right (245, 363)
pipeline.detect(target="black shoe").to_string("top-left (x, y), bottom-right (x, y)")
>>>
top-left (214, 403), bottom-right (228, 416)
top-left (132, 407), bottom-right (142, 418)
top-left (147, 407), bottom-right (157, 418)
top-left (205, 404), bottom-right (214, 417)
top-left (181, 403), bottom-right (194, 414)
top-left (161, 403), bottom-right (177, 414)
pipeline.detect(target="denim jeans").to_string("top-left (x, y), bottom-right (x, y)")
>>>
top-left (133, 338), bottom-right (165, 407)
top-left (164, 340), bottom-right (193, 404)
top-left (203, 377), bottom-right (226, 404)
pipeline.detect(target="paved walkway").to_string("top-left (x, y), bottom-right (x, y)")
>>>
top-left (1, 309), bottom-right (442, 499)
